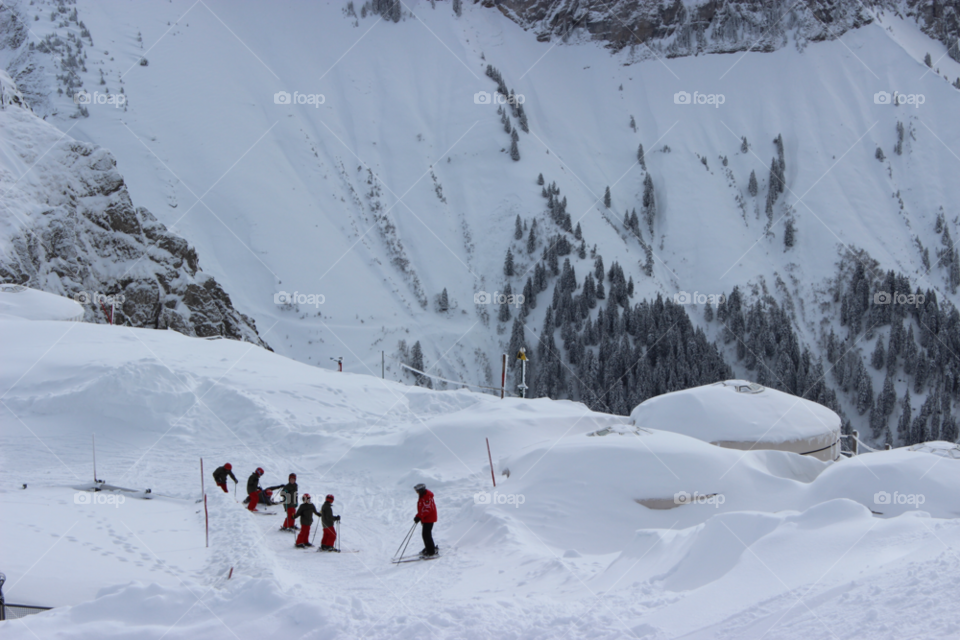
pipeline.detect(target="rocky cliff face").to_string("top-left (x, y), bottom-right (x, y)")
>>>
top-left (484, 0), bottom-right (959, 61)
top-left (0, 71), bottom-right (269, 348)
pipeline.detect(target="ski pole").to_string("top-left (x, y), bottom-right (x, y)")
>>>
top-left (398, 522), bottom-right (419, 563)
top-left (336, 520), bottom-right (340, 552)
top-left (311, 521), bottom-right (319, 545)
top-left (394, 522), bottom-right (417, 559)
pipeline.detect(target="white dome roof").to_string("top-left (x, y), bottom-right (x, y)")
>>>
top-left (630, 380), bottom-right (841, 459)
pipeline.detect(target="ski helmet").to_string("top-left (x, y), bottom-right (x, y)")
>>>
top-left (414, 483), bottom-right (426, 494)
top-left (289, 473), bottom-right (297, 481)
top-left (302, 493), bottom-right (311, 501)
top-left (224, 463), bottom-right (232, 471)
top-left (256, 467), bottom-right (264, 476)
top-left (326, 494), bottom-right (334, 502)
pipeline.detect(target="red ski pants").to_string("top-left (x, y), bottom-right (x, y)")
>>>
top-left (321, 526), bottom-right (336, 548)
top-left (216, 481), bottom-right (228, 493)
top-left (247, 491), bottom-right (259, 511)
top-left (296, 525), bottom-right (311, 546)
top-left (283, 506), bottom-right (296, 529)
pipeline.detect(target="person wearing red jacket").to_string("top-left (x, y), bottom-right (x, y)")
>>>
top-left (413, 483), bottom-right (437, 557)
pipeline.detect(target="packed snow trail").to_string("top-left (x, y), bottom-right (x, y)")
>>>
top-left (2, 319), bottom-right (960, 638)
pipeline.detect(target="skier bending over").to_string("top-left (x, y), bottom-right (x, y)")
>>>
top-left (212, 463), bottom-right (237, 493)
top-left (246, 467), bottom-right (265, 511)
top-left (295, 494), bottom-right (321, 548)
top-left (320, 494), bottom-right (341, 551)
top-left (278, 473), bottom-right (299, 531)
top-left (414, 483), bottom-right (437, 557)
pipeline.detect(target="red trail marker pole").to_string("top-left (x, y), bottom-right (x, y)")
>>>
top-left (486, 438), bottom-right (496, 488)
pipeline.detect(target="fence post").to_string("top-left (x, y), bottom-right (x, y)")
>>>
top-left (486, 438), bottom-right (496, 488)
top-left (851, 430), bottom-right (859, 456)
top-left (500, 354), bottom-right (506, 399)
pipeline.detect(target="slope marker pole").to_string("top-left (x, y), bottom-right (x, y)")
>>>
top-left (486, 437), bottom-right (496, 488)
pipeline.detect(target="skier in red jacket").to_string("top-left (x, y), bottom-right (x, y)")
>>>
top-left (413, 483), bottom-right (437, 557)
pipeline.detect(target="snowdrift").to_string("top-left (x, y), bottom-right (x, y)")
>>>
top-left (630, 380), bottom-right (842, 461)
top-left (3, 319), bottom-right (960, 639)
top-left (0, 285), bottom-right (83, 322)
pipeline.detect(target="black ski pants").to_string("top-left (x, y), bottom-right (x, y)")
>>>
top-left (422, 521), bottom-right (436, 555)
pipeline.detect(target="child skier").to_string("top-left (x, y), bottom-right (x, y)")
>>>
top-left (246, 467), bottom-right (265, 511)
top-left (414, 483), bottom-right (437, 557)
top-left (319, 494), bottom-right (341, 551)
top-left (278, 473), bottom-right (299, 531)
top-left (294, 494), bottom-right (322, 548)
top-left (212, 463), bottom-right (237, 493)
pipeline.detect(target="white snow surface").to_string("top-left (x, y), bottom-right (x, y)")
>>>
top-left (0, 285), bottom-right (83, 321)
top-left (4, 0), bottom-right (957, 394)
top-left (2, 319), bottom-right (960, 638)
top-left (629, 381), bottom-right (840, 447)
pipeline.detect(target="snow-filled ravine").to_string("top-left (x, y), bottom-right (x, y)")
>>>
top-left (2, 316), bottom-right (960, 639)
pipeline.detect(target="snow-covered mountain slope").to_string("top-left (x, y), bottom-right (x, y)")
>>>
top-left (0, 69), bottom-right (267, 344)
top-left (1, 0), bottom-right (959, 443)
top-left (2, 318), bottom-right (960, 638)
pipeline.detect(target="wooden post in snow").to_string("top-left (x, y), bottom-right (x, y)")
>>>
top-left (486, 437), bottom-right (496, 488)
top-left (500, 354), bottom-right (506, 399)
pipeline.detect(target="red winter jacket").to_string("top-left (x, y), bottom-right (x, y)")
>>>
top-left (417, 490), bottom-right (437, 523)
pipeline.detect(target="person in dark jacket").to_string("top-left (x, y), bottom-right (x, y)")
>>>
top-left (319, 494), bottom-right (341, 551)
top-left (212, 463), bottom-right (237, 493)
top-left (246, 467), bottom-right (265, 511)
top-left (414, 483), bottom-right (437, 556)
top-left (278, 473), bottom-right (299, 531)
top-left (294, 494), bottom-right (322, 547)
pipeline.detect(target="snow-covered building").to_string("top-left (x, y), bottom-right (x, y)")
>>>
top-left (630, 380), bottom-right (842, 461)
top-left (0, 285), bottom-right (84, 322)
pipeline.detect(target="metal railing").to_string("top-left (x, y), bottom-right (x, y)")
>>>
top-left (840, 430), bottom-right (892, 456)
top-left (2, 604), bottom-right (52, 620)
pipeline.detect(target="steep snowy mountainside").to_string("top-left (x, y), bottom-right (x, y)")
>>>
top-left (0, 69), bottom-right (267, 344)
top-left (486, 0), bottom-right (959, 63)
top-left (1, 0), bottom-right (959, 442)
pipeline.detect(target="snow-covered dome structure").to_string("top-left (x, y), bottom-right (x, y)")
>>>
top-left (630, 380), bottom-right (842, 461)
top-left (0, 285), bottom-right (84, 322)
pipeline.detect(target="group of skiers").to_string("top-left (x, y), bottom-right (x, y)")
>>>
top-left (212, 463), bottom-right (438, 557)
